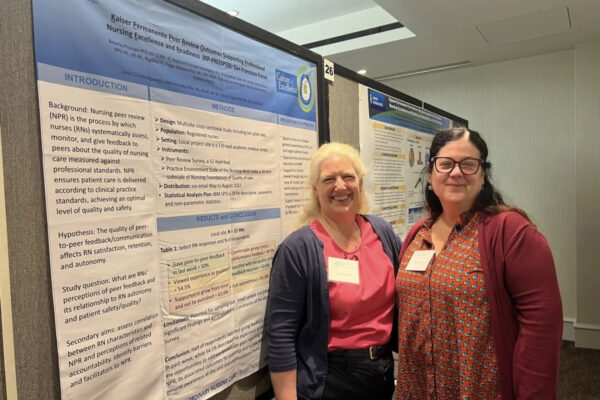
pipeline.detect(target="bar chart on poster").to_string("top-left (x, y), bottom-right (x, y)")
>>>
top-left (32, 0), bottom-right (318, 398)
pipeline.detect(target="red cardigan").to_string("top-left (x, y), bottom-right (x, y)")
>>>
top-left (400, 211), bottom-right (563, 399)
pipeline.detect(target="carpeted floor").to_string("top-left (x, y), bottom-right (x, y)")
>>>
top-left (262, 340), bottom-right (599, 400)
top-left (559, 341), bottom-right (600, 399)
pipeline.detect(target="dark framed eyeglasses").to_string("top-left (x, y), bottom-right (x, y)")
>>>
top-left (431, 156), bottom-right (484, 175)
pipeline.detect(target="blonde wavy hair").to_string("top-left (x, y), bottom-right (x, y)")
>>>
top-left (291, 142), bottom-right (370, 231)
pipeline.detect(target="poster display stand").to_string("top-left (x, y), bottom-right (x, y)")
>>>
top-left (32, 0), bottom-right (318, 398)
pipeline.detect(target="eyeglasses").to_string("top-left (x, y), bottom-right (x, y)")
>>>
top-left (431, 156), bottom-right (483, 175)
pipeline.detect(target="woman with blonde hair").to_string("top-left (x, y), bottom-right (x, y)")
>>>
top-left (266, 142), bottom-right (401, 400)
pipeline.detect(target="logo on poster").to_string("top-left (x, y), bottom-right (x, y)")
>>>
top-left (297, 67), bottom-right (314, 113)
top-left (276, 69), bottom-right (298, 95)
top-left (368, 89), bottom-right (386, 111)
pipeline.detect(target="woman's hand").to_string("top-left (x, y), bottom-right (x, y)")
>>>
top-left (270, 369), bottom-right (298, 400)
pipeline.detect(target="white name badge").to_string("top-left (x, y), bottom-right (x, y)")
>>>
top-left (405, 250), bottom-right (435, 272)
top-left (328, 257), bottom-right (359, 284)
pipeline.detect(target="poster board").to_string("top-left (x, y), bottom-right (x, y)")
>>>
top-left (31, 0), bottom-right (319, 399)
top-left (358, 84), bottom-right (455, 238)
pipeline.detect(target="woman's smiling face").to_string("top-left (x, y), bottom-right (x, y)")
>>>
top-left (314, 154), bottom-right (361, 221)
top-left (428, 136), bottom-right (484, 214)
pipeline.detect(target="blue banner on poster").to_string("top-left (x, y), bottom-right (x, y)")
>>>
top-left (157, 208), bottom-right (281, 232)
top-left (32, 0), bottom-right (317, 126)
top-left (367, 89), bottom-right (450, 133)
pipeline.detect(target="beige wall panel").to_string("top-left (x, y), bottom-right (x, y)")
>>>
top-left (327, 76), bottom-right (360, 148)
top-left (574, 40), bottom-right (600, 330)
top-left (0, 1), bottom-right (61, 399)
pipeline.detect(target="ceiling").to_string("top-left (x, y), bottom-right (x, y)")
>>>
top-left (199, 0), bottom-right (600, 81)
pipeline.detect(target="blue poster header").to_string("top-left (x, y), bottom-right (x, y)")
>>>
top-left (32, 0), bottom-right (317, 125)
top-left (367, 89), bottom-right (450, 134)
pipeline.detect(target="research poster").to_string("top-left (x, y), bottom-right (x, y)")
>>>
top-left (358, 85), bottom-right (451, 238)
top-left (32, 0), bottom-right (318, 399)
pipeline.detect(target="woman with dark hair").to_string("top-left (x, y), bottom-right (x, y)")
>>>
top-left (395, 127), bottom-right (563, 399)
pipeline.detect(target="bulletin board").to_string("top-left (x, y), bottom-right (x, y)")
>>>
top-left (31, 0), bottom-right (324, 398)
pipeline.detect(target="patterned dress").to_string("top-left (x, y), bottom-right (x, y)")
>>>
top-left (395, 211), bottom-right (501, 399)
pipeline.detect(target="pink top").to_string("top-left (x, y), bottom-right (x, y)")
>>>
top-left (310, 215), bottom-right (395, 351)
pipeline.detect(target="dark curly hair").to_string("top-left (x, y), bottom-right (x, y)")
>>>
top-left (424, 127), bottom-right (530, 221)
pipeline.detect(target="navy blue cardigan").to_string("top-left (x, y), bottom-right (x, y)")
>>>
top-left (266, 215), bottom-right (401, 400)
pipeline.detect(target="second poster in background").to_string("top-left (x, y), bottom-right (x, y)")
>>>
top-left (358, 85), bottom-right (452, 239)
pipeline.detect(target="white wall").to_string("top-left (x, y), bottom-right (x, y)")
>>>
top-left (386, 45), bottom-right (600, 348)
top-left (574, 40), bottom-right (600, 348)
